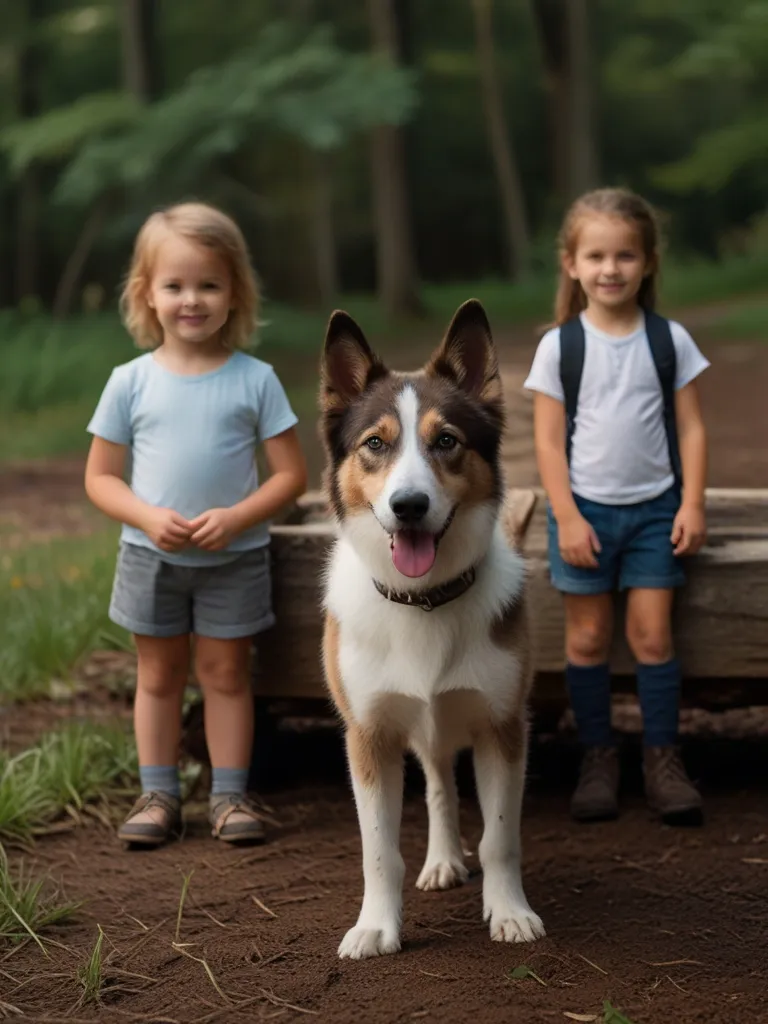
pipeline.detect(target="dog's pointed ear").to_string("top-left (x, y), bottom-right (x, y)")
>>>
top-left (427, 299), bottom-right (500, 402)
top-left (321, 310), bottom-right (385, 412)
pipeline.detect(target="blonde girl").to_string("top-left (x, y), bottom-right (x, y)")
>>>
top-left (86, 202), bottom-right (307, 846)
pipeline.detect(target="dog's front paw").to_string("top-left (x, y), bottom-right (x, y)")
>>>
top-left (338, 925), bottom-right (401, 960)
top-left (484, 903), bottom-right (545, 944)
top-left (416, 858), bottom-right (469, 892)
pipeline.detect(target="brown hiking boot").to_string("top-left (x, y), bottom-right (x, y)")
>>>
top-left (643, 746), bottom-right (703, 826)
top-left (209, 793), bottom-right (272, 844)
top-left (570, 746), bottom-right (620, 822)
top-left (117, 792), bottom-right (182, 846)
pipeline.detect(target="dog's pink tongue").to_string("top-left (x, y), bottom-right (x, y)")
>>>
top-left (391, 531), bottom-right (437, 578)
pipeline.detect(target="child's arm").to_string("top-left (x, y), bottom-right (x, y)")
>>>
top-left (533, 392), bottom-right (601, 568)
top-left (85, 437), bottom-right (192, 552)
top-left (671, 380), bottom-right (707, 555)
top-left (189, 426), bottom-right (308, 551)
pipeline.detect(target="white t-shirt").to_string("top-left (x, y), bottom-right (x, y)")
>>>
top-left (523, 312), bottom-right (710, 505)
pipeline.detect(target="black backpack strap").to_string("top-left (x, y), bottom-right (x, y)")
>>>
top-left (559, 316), bottom-right (586, 465)
top-left (644, 310), bottom-right (682, 489)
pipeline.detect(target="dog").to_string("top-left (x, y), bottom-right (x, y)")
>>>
top-left (318, 298), bottom-right (545, 960)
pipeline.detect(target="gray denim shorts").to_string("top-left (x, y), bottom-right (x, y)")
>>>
top-left (109, 543), bottom-right (275, 639)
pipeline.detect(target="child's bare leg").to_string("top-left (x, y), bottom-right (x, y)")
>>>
top-left (195, 636), bottom-right (264, 843)
top-left (118, 634), bottom-right (189, 845)
top-left (564, 594), bottom-right (619, 821)
top-left (625, 587), bottom-right (674, 665)
top-left (134, 634), bottom-right (190, 766)
top-left (626, 588), bottom-right (702, 825)
top-left (565, 593), bottom-right (613, 667)
top-left (195, 636), bottom-right (254, 767)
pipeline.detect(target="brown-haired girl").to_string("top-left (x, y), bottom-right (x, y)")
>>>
top-left (524, 187), bottom-right (709, 826)
top-left (85, 202), bottom-right (307, 847)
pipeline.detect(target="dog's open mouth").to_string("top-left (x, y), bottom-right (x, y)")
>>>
top-left (390, 530), bottom-right (437, 578)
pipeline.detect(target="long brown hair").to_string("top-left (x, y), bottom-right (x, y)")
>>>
top-left (552, 188), bottom-right (661, 326)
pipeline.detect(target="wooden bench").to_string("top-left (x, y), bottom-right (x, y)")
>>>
top-left (254, 488), bottom-right (768, 711)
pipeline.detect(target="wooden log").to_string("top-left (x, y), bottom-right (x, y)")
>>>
top-left (521, 491), bottom-right (768, 678)
top-left (253, 488), bottom-right (768, 702)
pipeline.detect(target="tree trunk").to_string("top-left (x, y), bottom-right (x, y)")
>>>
top-left (15, 0), bottom-right (43, 305)
top-left (53, 196), bottom-right (110, 318)
top-left (310, 152), bottom-right (339, 307)
top-left (529, 0), bottom-right (569, 198)
top-left (119, 0), bottom-right (160, 103)
top-left (367, 0), bottom-right (422, 317)
top-left (565, 0), bottom-right (598, 196)
top-left (529, 0), bottom-right (598, 201)
top-left (471, 0), bottom-right (530, 280)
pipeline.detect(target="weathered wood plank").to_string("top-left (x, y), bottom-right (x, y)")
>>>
top-left (253, 488), bottom-right (768, 700)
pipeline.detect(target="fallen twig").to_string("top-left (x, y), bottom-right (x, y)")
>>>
top-left (172, 943), bottom-right (231, 1004)
top-left (252, 895), bottom-right (277, 918)
top-left (259, 988), bottom-right (319, 1016)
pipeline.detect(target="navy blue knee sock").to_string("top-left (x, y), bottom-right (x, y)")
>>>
top-left (566, 662), bottom-right (613, 747)
top-left (636, 658), bottom-right (681, 747)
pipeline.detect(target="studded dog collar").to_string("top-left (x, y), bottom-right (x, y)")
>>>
top-left (372, 566), bottom-right (477, 612)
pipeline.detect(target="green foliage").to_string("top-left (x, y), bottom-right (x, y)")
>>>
top-left (635, 1), bottom-right (768, 192)
top-left (0, 1), bottom-right (765, 308)
top-left (77, 925), bottom-right (106, 1004)
top-left (54, 22), bottom-right (417, 205)
top-left (0, 724), bottom-right (137, 844)
top-left (0, 529), bottom-right (130, 702)
top-left (0, 845), bottom-right (79, 948)
top-left (0, 92), bottom-right (139, 174)
top-left (654, 112), bottom-right (768, 194)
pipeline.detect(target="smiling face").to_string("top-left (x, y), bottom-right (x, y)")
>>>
top-left (563, 213), bottom-right (652, 317)
top-left (147, 232), bottom-right (233, 348)
top-left (320, 301), bottom-right (505, 585)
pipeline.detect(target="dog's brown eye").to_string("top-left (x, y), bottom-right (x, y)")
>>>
top-left (436, 432), bottom-right (457, 451)
top-left (364, 436), bottom-right (384, 452)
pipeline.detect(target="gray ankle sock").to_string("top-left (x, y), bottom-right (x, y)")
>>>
top-left (210, 767), bottom-right (248, 798)
top-left (139, 765), bottom-right (180, 799)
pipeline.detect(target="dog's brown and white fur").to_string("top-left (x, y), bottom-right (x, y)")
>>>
top-left (319, 299), bottom-right (544, 960)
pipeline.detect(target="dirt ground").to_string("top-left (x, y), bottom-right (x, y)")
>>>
top-left (2, 331), bottom-right (768, 1023)
top-left (3, 738), bottom-right (768, 1023)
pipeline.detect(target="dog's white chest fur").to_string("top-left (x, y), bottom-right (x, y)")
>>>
top-left (325, 520), bottom-right (526, 728)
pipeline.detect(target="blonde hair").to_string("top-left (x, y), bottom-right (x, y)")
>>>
top-left (120, 201), bottom-right (260, 350)
top-left (552, 187), bottom-right (661, 326)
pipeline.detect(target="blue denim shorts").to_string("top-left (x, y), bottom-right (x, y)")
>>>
top-left (546, 486), bottom-right (686, 595)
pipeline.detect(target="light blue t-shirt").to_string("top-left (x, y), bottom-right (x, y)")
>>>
top-left (87, 351), bottom-right (298, 565)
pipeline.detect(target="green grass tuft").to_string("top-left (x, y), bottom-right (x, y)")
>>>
top-left (0, 529), bottom-right (130, 703)
top-left (0, 724), bottom-right (137, 844)
top-left (0, 845), bottom-right (80, 947)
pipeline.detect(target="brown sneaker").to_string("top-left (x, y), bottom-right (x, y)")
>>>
top-left (570, 746), bottom-right (620, 822)
top-left (643, 746), bottom-right (703, 826)
top-left (117, 792), bottom-right (182, 846)
top-left (209, 793), bottom-right (270, 844)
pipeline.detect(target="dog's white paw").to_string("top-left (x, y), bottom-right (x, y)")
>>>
top-left (485, 905), bottom-right (545, 944)
top-left (338, 925), bottom-right (401, 960)
top-left (416, 858), bottom-right (469, 892)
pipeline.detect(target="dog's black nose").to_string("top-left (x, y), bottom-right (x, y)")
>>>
top-left (390, 489), bottom-right (430, 523)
